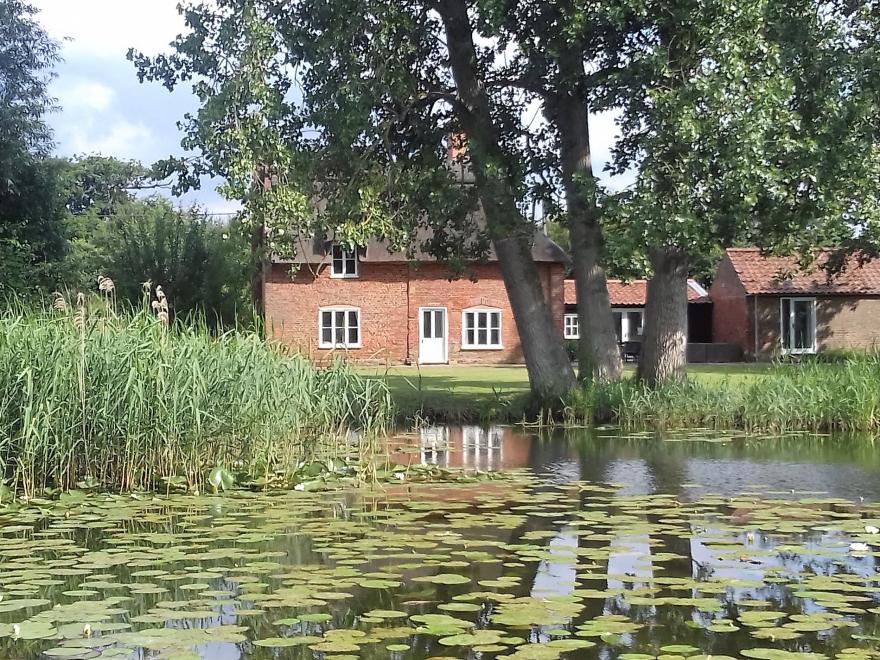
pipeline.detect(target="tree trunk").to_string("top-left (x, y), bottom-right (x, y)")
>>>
top-left (637, 248), bottom-right (689, 385)
top-left (438, 0), bottom-right (576, 404)
top-left (552, 84), bottom-right (623, 383)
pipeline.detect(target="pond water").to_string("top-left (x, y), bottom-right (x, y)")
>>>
top-left (1, 427), bottom-right (879, 660)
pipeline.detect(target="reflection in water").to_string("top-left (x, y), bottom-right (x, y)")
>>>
top-left (1, 426), bottom-right (879, 659)
top-left (419, 426), bottom-right (449, 465)
top-left (396, 425), bottom-right (880, 501)
top-left (530, 528), bottom-right (579, 600)
top-left (413, 425), bottom-right (506, 470)
top-left (603, 459), bottom-right (654, 496)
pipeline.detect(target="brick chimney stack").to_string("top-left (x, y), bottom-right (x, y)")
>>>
top-left (447, 132), bottom-right (475, 183)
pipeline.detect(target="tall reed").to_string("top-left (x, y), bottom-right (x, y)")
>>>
top-left (0, 298), bottom-right (392, 496)
top-left (565, 357), bottom-right (880, 433)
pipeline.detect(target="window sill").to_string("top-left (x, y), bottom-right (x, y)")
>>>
top-left (318, 344), bottom-right (362, 350)
top-left (329, 274), bottom-right (359, 279)
top-left (461, 345), bottom-right (504, 351)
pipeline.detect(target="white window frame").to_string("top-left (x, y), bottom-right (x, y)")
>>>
top-left (318, 306), bottom-right (361, 349)
top-left (564, 313), bottom-right (580, 340)
top-left (461, 307), bottom-right (503, 350)
top-left (420, 426), bottom-right (449, 466)
top-left (330, 245), bottom-right (359, 278)
top-left (780, 297), bottom-right (817, 354)
top-left (612, 307), bottom-right (645, 343)
top-left (462, 425), bottom-right (504, 470)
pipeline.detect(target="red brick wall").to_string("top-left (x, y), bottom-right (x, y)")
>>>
top-left (264, 261), bottom-right (565, 365)
top-left (709, 253), bottom-right (751, 355)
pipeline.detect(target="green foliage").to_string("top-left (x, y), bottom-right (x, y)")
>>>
top-left (596, 0), bottom-right (880, 265)
top-left (0, 297), bottom-right (392, 496)
top-left (0, 1), bottom-right (67, 297)
top-left (128, 1), bottom-right (488, 264)
top-left (0, 158), bottom-right (70, 297)
top-left (0, 155), bottom-right (254, 329)
top-left (59, 155), bottom-right (149, 216)
top-left (567, 356), bottom-right (880, 433)
top-left (0, 0), bottom-right (59, 167)
top-left (207, 466), bottom-right (236, 493)
top-left (97, 199), bottom-right (250, 328)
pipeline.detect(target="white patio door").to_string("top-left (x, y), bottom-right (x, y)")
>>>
top-left (419, 308), bottom-right (448, 364)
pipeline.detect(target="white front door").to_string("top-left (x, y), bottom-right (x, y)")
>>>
top-left (419, 308), bottom-right (447, 364)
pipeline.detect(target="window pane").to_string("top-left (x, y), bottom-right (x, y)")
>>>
top-left (490, 312), bottom-right (500, 330)
top-left (345, 254), bottom-right (356, 274)
top-left (478, 328), bottom-right (488, 345)
top-left (781, 299), bottom-right (791, 349)
top-left (793, 301), bottom-right (812, 350)
top-left (628, 312), bottom-right (643, 339)
top-left (348, 325), bottom-right (359, 345)
top-left (322, 311), bottom-right (332, 328)
top-left (466, 329), bottom-right (475, 345)
top-left (613, 312), bottom-right (623, 342)
top-left (434, 311), bottom-right (443, 338)
top-left (335, 326), bottom-right (345, 344)
top-left (335, 311), bottom-right (345, 328)
top-left (491, 329), bottom-right (500, 345)
top-left (322, 327), bottom-right (333, 344)
top-left (423, 310), bottom-right (432, 339)
top-left (465, 312), bottom-right (474, 331)
top-left (477, 313), bottom-right (488, 330)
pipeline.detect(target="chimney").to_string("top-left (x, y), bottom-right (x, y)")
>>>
top-left (447, 132), bottom-right (475, 183)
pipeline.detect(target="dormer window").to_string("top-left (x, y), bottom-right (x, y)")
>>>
top-left (331, 245), bottom-right (358, 278)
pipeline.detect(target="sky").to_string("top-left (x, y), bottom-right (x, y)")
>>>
top-left (31, 0), bottom-right (629, 215)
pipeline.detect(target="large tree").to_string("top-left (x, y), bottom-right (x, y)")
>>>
top-left (481, 0), bottom-right (625, 382)
top-left (593, 0), bottom-right (880, 383)
top-left (131, 0), bottom-right (579, 401)
top-left (0, 0), bottom-right (67, 298)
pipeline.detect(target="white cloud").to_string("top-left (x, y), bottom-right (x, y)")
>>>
top-left (31, 0), bottom-right (185, 58)
top-left (54, 78), bottom-right (116, 112)
top-left (67, 120), bottom-right (153, 157)
top-left (590, 109), bottom-right (636, 192)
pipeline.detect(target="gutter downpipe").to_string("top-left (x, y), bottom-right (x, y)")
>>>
top-left (405, 264), bottom-right (412, 365)
top-left (753, 295), bottom-right (759, 361)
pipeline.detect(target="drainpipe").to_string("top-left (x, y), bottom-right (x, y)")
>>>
top-left (753, 295), bottom-right (759, 361)
top-left (404, 264), bottom-right (412, 365)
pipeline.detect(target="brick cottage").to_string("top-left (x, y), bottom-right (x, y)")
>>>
top-left (711, 247), bottom-right (880, 359)
top-left (263, 235), bottom-right (568, 365)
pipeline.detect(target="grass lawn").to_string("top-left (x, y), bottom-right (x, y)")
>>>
top-left (361, 362), bottom-right (773, 418)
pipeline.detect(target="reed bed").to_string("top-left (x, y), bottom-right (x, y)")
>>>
top-left (0, 301), bottom-right (392, 496)
top-left (566, 356), bottom-right (880, 433)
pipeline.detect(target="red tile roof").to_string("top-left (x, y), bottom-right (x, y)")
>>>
top-left (564, 279), bottom-right (710, 307)
top-left (725, 247), bottom-right (880, 296)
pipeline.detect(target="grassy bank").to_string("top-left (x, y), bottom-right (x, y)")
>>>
top-left (0, 303), bottom-right (391, 496)
top-left (570, 357), bottom-right (880, 433)
top-left (364, 363), bottom-right (772, 422)
top-left (367, 360), bottom-right (879, 432)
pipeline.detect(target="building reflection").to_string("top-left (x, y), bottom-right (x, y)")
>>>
top-left (394, 425), bottom-right (533, 471)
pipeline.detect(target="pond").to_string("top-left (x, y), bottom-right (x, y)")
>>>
top-left (1, 427), bottom-right (879, 660)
